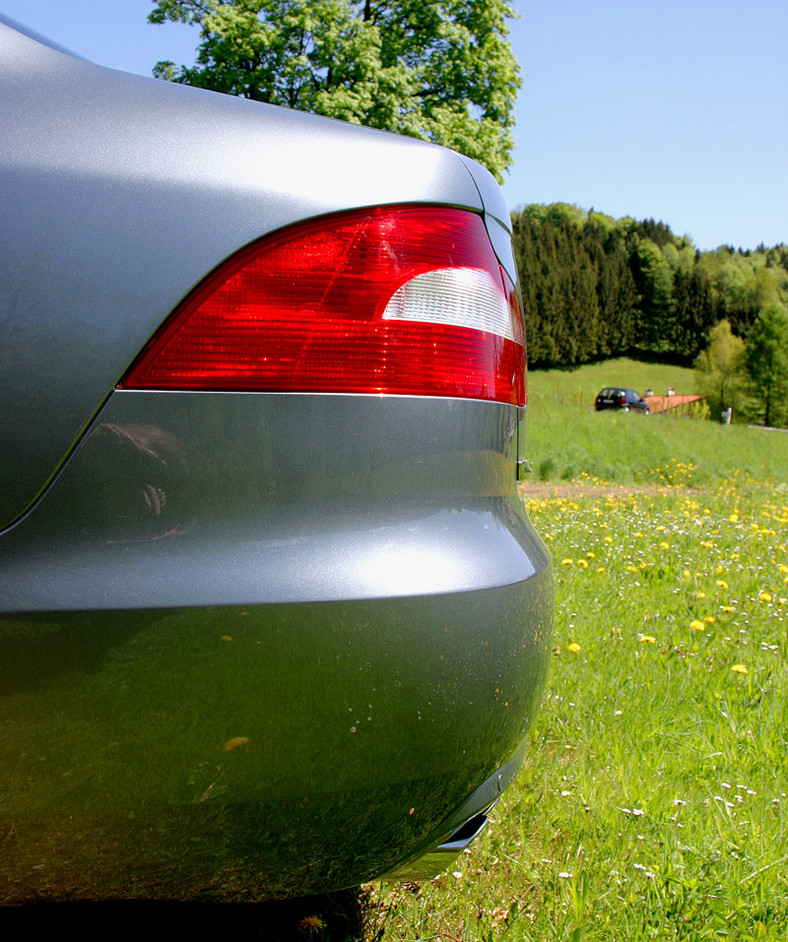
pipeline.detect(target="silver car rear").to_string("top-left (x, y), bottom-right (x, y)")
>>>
top-left (0, 16), bottom-right (552, 902)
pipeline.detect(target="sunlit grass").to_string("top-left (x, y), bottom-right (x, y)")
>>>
top-left (529, 359), bottom-right (696, 409)
top-left (526, 359), bottom-right (788, 486)
top-left (372, 474), bottom-right (788, 940)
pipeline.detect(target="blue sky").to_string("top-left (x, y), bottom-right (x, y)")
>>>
top-left (3, 0), bottom-right (786, 251)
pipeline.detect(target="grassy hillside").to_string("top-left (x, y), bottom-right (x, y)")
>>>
top-left (525, 359), bottom-right (788, 486)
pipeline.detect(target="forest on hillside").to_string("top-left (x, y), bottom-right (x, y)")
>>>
top-left (512, 203), bottom-right (788, 369)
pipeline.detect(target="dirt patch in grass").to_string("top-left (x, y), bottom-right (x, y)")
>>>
top-left (518, 481), bottom-right (691, 500)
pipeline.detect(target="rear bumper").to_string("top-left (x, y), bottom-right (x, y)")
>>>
top-left (0, 392), bottom-right (552, 901)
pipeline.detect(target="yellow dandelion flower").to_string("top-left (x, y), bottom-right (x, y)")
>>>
top-left (586, 551), bottom-right (596, 558)
top-left (700, 540), bottom-right (714, 549)
top-left (626, 564), bottom-right (638, 572)
top-left (222, 736), bottom-right (250, 752)
top-left (716, 580), bottom-right (729, 590)
top-left (597, 566), bottom-right (606, 572)
top-left (577, 558), bottom-right (589, 569)
top-left (721, 605), bottom-right (735, 613)
top-left (731, 553), bottom-right (740, 560)
top-left (603, 536), bottom-right (613, 544)
top-left (297, 915), bottom-right (327, 934)
top-left (683, 569), bottom-right (691, 579)
top-left (660, 541), bottom-right (670, 550)
top-left (639, 635), bottom-right (656, 644)
top-left (567, 642), bottom-right (581, 653)
top-left (221, 635), bottom-right (233, 642)
top-left (635, 532), bottom-right (644, 539)
top-left (697, 591), bottom-right (706, 599)
top-left (689, 620), bottom-right (705, 631)
top-left (729, 513), bottom-right (739, 523)
top-left (760, 593), bottom-right (772, 603)
top-left (731, 664), bottom-right (748, 675)
top-left (704, 616), bottom-right (716, 624)
top-left (561, 558), bottom-right (573, 566)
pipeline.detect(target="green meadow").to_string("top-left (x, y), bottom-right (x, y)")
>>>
top-left (369, 360), bottom-right (788, 941)
top-left (525, 360), bottom-right (788, 487)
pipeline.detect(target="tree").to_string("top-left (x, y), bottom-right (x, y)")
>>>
top-left (673, 267), bottom-right (716, 359)
top-left (694, 319), bottom-right (747, 420)
top-left (149, 0), bottom-right (521, 181)
top-left (511, 203), bottom-right (788, 371)
top-left (744, 303), bottom-right (788, 428)
top-left (632, 238), bottom-right (674, 352)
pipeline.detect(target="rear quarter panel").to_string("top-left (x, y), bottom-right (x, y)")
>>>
top-left (0, 20), bottom-right (482, 528)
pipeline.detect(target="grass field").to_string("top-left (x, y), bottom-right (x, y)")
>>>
top-left (367, 361), bottom-right (788, 941)
top-left (526, 359), bottom-right (788, 487)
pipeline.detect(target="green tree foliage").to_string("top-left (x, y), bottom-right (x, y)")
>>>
top-left (512, 213), bottom-right (595, 366)
top-left (745, 303), bottom-right (788, 428)
top-left (694, 319), bottom-right (748, 420)
top-left (512, 203), bottom-right (788, 375)
top-left (148, 0), bottom-right (521, 180)
top-left (632, 238), bottom-right (675, 352)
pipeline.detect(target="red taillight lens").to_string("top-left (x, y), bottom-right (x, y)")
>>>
top-left (121, 206), bottom-right (526, 405)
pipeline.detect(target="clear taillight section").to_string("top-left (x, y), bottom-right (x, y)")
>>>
top-left (121, 206), bottom-right (526, 405)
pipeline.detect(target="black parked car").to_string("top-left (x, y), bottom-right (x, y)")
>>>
top-left (595, 387), bottom-right (650, 414)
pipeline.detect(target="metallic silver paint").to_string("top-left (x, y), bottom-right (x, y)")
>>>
top-left (0, 21), bottom-right (482, 529)
top-left (0, 573), bottom-right (552, 900)
top-left (0, 17), bottom-right (553, 901)
top-left (0, 391), bottom-right (553, 899)
top-left (0, 394), bottom-right (540, 610)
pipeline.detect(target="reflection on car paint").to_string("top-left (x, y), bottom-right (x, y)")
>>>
top-left (0, 572), bottom-right (552, 900)
top-left (83, 422), bottom-right (195, 543)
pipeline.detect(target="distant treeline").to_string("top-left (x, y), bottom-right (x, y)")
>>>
top-left (512, 203), bottom-right (788, 368)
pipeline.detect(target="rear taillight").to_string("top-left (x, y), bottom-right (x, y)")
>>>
top-left (120, 206), bottom-right (526, 405)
